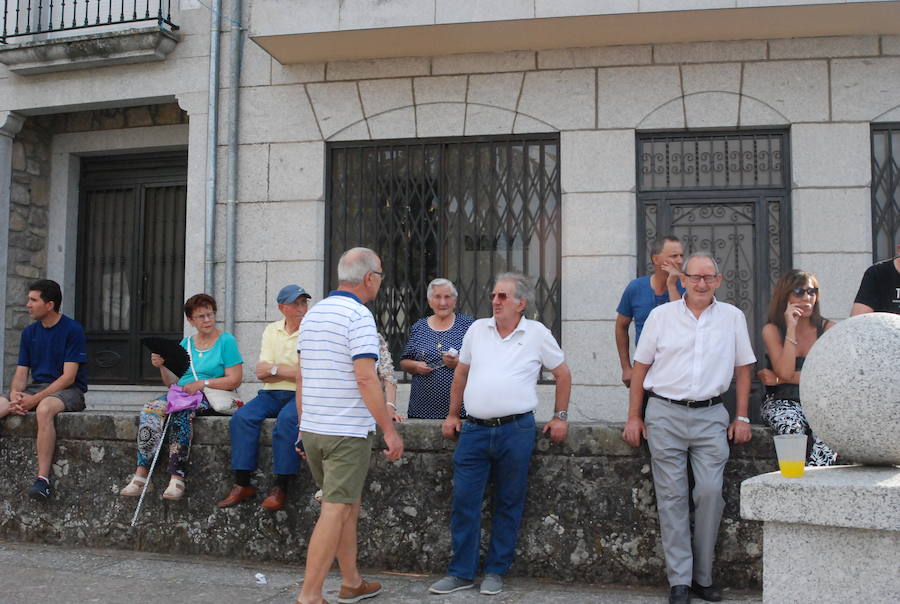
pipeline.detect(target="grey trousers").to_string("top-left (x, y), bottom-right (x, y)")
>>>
top-left (645, 397), bottom-right (730, 587)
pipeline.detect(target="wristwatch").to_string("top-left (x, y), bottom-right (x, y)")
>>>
top-left (270, 365), bottom-right (278, 377)
top-left (203, 379), bottom-right (210, 387)
top-left (736, 416), bottom-right (750, 423)
top-left (553, 410), bottom-right (569, 421)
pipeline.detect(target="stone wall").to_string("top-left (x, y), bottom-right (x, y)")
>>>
top-left (0, 414), bottom-right (778, 588)
top-left (3, 104), bottom-right (188, 385)
top-left (5, 118), bottom-right (52, 386)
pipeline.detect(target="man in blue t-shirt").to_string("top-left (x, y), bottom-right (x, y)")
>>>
top-left (615, 236), bottom-right (686, 388)
top-left (0, 279), bottom-right (88, 501)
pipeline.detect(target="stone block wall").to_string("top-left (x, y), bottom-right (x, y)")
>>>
top-left (205, 31), bottom-right (899, 422)
top-left (5, 119), bottom-right (53, 386)
top-left (3, 104), bottom-right (188, 385)
top-left (0, 414), bottom-right (778, 588)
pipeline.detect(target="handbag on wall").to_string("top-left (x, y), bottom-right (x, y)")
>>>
top-left (186, 338), bottom-right (243, 415)
top-left (203, 387), bottom-right (243, 415)
top-left (165, 384), bottom-right (204, 414)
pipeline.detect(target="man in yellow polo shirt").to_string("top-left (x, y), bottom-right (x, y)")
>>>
top-left (217, 284), bottom-right (310, 511)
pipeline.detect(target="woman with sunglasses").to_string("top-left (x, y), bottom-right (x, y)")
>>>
top-left (119, 294), bottom-right (243, 500)
top-left (758, 270), bottom-right (838, 466)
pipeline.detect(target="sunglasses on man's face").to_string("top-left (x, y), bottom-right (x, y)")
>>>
top-left (790, 287), bottom-right (819, 297)
top-left (490, 292), bottom-right (510, 301)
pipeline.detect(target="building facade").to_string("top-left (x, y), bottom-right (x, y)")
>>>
top-left (2, 0), bottom-right (899, 419)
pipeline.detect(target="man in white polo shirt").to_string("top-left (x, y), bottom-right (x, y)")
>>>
top-left (622, 252), bottom-right (754, 604)
top-left (429, 272), bottom-right (572, 597)
top-left (295, 247), bottom-right (404, 604)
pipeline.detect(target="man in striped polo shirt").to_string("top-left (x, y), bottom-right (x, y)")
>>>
top-left (295, 247), bottom-right (404, 604)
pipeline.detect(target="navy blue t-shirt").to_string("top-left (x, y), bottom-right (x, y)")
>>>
top-left (17, 315), bottom-right (89, 392)
top-left (616, 275), bottom-right (686, 343)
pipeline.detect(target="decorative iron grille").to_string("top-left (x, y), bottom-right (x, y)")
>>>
top-left (637, 130), bottom-right (792, 420)
top-left (1, 0), bottom-right (178, 42)
top-left (327, 135), bottom-right (561, 368)
top-left (640, 131), bottom-right (784, 191)
top-left (871, 125), bottom-right (900, 261)
top-left (76, 152), bottom-right (187, 384)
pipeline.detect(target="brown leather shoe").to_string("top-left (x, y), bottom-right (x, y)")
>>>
top-left (337, 579), bottom-right (382, 603)
top-left (261, 486), bottom-right (287, 511)
top-left (216, 484), bottom-right (256, 508)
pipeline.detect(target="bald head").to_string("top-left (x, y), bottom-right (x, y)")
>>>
top-left (337, 247), bottom-right (381, 285)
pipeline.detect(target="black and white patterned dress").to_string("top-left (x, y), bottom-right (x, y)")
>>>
top-left (760, 322), bottom-right (837, 466)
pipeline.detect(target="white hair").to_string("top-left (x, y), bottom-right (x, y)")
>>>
top-left (427, 278), bottom-right (458, 300)
top-left (337, 247), bottom-right (380, 285)
top-left (495, 271), bottom-right (534, 307)
top-left (683, 252), bottom-right (720, 275)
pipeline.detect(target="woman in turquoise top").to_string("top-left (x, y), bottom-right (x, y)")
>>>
top-left (120, 294), bottom-right (243, 500)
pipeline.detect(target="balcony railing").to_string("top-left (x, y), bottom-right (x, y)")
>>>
top-left (2, 1), bottom-right (178, 43)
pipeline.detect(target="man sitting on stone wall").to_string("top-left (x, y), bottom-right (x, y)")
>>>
top-left (0, 279), bottom-right (88, 501)
top-left (216, 284), bottom-right (311, 511)
top-left (622, 253), bottom-right (755, 604)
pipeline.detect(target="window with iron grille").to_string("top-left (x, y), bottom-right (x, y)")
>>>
top-left (326, 135), bottom-right (561, 369)
top-left (637, 130), bottom-right (792, 420)
top-left (871, 125), bottom-right (900, 261)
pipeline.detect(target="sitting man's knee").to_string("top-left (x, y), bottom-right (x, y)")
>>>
top-left (35, 398), bottom-right (64, 423)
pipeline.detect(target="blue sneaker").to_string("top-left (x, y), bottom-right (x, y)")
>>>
top-left (27, 477), bottom-right (52, 500)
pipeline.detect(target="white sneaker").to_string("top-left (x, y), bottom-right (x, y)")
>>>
top-left (162, 476), bottom-right (185, 500)
top-left (119, 475), bottom-right (148, 497)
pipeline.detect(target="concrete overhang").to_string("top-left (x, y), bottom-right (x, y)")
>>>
top-left (251, 2), bottom-right (900, 64)
top-left (0, 27), bottom-right (179, 75)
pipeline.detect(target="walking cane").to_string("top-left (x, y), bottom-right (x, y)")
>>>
top-left (128, 414), bottom-right (170, 533)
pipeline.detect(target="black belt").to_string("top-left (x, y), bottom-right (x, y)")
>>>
top-left (467, 412), bottom-right (532, 427)
top-left (650, 394), bottom-right (723, 409)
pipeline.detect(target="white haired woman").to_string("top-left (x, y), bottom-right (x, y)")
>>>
top-left (399, 278), bottom-right (474, 419)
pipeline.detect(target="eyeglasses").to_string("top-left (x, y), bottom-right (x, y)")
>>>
top-left (790, 287), bottom-right (819, 297)
top-left (370, 270), bottom-right (384, 279)
top-left (490, 292), bottom-right (510, 301)
top-left (192, 312), bottom-right (216, 321)
top-left (683, 273), bottom-right (719, 284)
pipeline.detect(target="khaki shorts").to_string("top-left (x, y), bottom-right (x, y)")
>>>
top-left (303, 432), bottom-right (373, 504)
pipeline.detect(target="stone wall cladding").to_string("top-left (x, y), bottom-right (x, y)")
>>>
top-left (255, 34), bottom-right (893, 138)
top-left (3, 104), bottom-right (188, 384)
top-left (0, 414), bottom-right (779, 588)
top-left (5, 120), bottom-right (51, 387)
top-left (220, 34), bottom-right (896, 413)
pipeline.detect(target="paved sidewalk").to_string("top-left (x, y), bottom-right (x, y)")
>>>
top-left (0, 541), bottom-right (761, 603)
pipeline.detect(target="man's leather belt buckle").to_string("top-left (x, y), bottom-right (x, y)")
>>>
top-left (653, 394), bottom-right (723, 408)
top-left (468, 412), bottom-right (529, 427)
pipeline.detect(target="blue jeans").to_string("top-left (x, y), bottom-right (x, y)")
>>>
top-left (448, 413), bottom-right (536, 580)
top-left (229, 390), bottom-right (300, 475)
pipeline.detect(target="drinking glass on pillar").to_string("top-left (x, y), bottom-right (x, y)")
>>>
top-left (773, 434), bottom-right (807, 477)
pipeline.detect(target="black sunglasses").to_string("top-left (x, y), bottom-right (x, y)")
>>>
top-left (790, 287), bottom-right (819, 297)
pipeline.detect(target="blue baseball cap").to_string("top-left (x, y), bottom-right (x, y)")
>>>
top-left (277, 284), bottom-right (310, 304)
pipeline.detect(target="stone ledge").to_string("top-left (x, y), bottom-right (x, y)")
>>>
top-left (0, 27), bottom-right (179, 75)
top-left (0, 411), bottom-right (778, 457)
top-left (0, 413), bottom-right (776, 587)
top-left (740, 465), bottom-right (900, 532)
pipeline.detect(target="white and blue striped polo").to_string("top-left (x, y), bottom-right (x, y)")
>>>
top-left (297, 290), bottom-right (379, 438)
